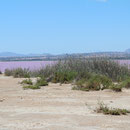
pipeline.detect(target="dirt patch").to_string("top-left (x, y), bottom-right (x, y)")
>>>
top-left (0, 75), bottom-right (130, 130)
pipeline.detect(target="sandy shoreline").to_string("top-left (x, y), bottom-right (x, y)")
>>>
top-left (0, 75), bottom-right (130, 130)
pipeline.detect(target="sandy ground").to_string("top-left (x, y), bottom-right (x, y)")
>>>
top-left (0, 75), bottom-right (130, 130)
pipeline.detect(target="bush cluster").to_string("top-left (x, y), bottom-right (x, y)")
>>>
top-left (96, 102), bottom-right (130, 115)
top-left (73, 75), bottom-right (112, 91)
top-left (122, 78), bottom-right (130, 89)
top-left (52, 71), bottom-right (77, 83)
top-left (109, 84), bottom-right (122, 92)
top-left (5, 68), bottom-right (30, 78)
top-left (35, 77), bottom-right (48, 86)
top-left (36, 58), bottom-right (130, 82)
top-left (20, 79), bottom-right (33, 85)
top-left (21, 77), bottom-right (48, 90)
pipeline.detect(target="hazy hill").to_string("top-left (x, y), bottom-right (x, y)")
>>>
top-left (0, 52), bottom-right (51, 57)
top-left (0, 50), bottom-right (130, 61)
top-left (0, 52), bottom-right (25, 57)
top-left (125, 49), bottom-right (130, 53)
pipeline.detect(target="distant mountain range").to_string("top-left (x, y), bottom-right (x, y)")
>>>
top-left (0, 50), bottom-right (129, 57)
top-left (125, 49), bottom-right (130, 53)
top-left (0, 52), bottom-right (51, 57)
top-left (0, 52), bottom-right (24, 57)
top-left (0, 49), bottom-right (130, 61)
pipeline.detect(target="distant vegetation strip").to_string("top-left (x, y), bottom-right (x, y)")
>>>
top-left (0, 51), bottom-right (130, 61)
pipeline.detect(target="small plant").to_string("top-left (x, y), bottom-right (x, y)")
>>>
top-left (36, 77), bottom-right (48, 86)
top-left (20, 79), bottom-right (33, 85)
top-left (5, 69), bottom-right (13, 76)
top-left (0, 71), bottom-right (2, 74)
top-left (122, 78), bottom-right (130, 89)
top-left (23, 85), bottom-right (41, 90)
top-left (110, 84), bottom-right (122, 92)
top-left (96, 102), bottom-right (130, 115)
top-left (22, 77), bottom-right (48, 90)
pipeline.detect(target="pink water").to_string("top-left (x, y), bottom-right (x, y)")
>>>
top-left (0, 61), bottom-right (55, 72)
top-left (116, 60), bottom-right (130, 69)
top-left (0, 60), bottom-right (130, 72)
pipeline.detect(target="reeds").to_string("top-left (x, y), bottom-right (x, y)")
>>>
top-left (5, 68), bottom-right (30, 78)
top-left (38, 57), bottom-right (130, 82)
top-left (4, 57), bottom-right (130, 86)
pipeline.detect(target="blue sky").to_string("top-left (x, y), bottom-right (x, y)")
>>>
top-left (0, 0), bottom-right (130, 54)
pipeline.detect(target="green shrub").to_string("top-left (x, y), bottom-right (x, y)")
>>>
top-left (52, 71), bottom-right (77, 83)
top-left (73, 74), bottom-right (112, 91)
top-left (110, 84), bottom-right (122, 92)
top-left (20, 79), bottom-right (33, 85)
top-left (98, 75), bottom-right (112, 90)
top-left (72, 79), bottom-right (89, 91)
top-left (88, 75), bottom-right (112, 90)
top-left (12, 68), bottom-right (30, 78)
top-left (22, 77), bottom-right (48, 90)
top-left (23, 85), bottom-right (41, 90)
top-left (5, 68), bottom-right (30, 78)
top-left (96, 102), bottom-right (130, 115)
top-left (74, 79), bottom-right (101, 91)
top-left (122, 78), bottom-right (130, 89)
top-left (0, 71), bottom-right (2, 74)
top-left (36, 77), bottom-right (48, 86)
top-left (5, 69), bottom-right (13, 76)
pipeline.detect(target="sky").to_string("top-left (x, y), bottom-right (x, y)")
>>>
top-left (0, 0), bottom-right (130, 54)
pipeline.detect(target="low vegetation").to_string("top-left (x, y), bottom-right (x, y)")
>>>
top-left (36, 77), bottom-right (48, 86)
top-left (4, 57), bottom-right (130, 92)
top-left (20, 79), bottom-right (33, 85)
top-left (23, 85), bottom-right (41, 90)
top-left (52, 71), bottom-right (77, 84)
top-left (4, 69), bottom-right (12, 76)
top-left (21, 77), bottom-right (48, 90)
top-left (96, 102), bottom-right (130, 115)
top-left (73, 75), bottom-right (112, 91)
top-left (5, 68), bottom-right (30, 78)
top-left (122, 78), bottom-right (130, 89)
top-left (109, 84), bottom-right (122, 92)
top-left (39, 58), bottom-right (130, 82)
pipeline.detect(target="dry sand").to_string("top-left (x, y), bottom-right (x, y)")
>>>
top-left (0, 75), bottom-right (130, 130)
